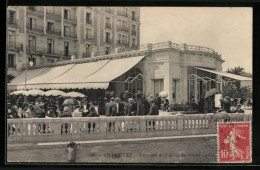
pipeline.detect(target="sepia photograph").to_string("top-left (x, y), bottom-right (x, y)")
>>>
top-left (6, 6), bottom-right (252, 163)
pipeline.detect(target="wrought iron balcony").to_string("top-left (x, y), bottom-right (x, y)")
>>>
top-left (131, 16), bottom-right (138, 22)
top-left (7, 18), bottom-right (18, 27)
top-left (82, 52), bottom-right (91, 58)
top-left (46, 10), bottom-right (62, 19)
top-left (7, 42), bottom-right (23, 51)
top-left (105, 23), bottom-right (112, 29)
top-left (117, 40), bottom-right (129, 46)
top-left (27, 46), bottom-right (45, 54)
top-left (26, 6), bottom-right (44, 14)
top-left (131, 44), bottom-right (138, 49)
top-left (26, 23), bottom-right (44, 33)
top-left (105, 8), bottom-right (114, 14)
top-left (116, 25), bottom-right (129, 32)
top-left (132, 30), bottom-right (137, 35)
top-left (46, 28), bottom-right (62, 36)
top-left (86, 19), bottom-right (92, 25)
top-left (64, 14), bottom-right (77, 22)
top-left (64, 31), bottom-right (77, 39)
top-left (117, 11), bottom-right (128, 17)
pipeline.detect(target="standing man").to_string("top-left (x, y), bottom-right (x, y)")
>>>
top-left (147, 99), bottom-right (159, 116)
top-left (105, 97), bottom-right (114, 116)
top-left (115, 97), bottom-right (124, 116)
top-left (154, 93), bottom-right (161, 110)
top-left (126, 98), bottom-right (137, 116)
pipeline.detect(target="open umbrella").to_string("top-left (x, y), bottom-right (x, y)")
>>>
top-left (10, 90), bottom-right (27, 95)
top-left (45, 90), bottom-right (66, 97)
top-left (65, 92), bottom-right (85, 98)
top-left (205, 88), bottom-right (219, 98)
top-left (62, 98), bottom-right (79, 106)
top-left (159, 91), bottom-right (168, 98)
top-left (24, 89), bottom-right (44, 96)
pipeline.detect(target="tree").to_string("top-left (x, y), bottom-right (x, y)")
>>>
top-left (227, 66), bottom-right (245, 75)
top-left (7, 74), bottom-right (15, 83)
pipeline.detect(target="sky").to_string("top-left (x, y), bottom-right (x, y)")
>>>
top-left (140, 7), bottom-right (252, 73)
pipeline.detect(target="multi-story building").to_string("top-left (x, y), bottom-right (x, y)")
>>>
top-left (6, 6), bottom-right (141, 76)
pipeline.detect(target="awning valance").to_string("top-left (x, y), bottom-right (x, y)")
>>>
top-left (8, 55), bottom-right (145, 90)
top-left (194, 67), bottom-right (252, 81)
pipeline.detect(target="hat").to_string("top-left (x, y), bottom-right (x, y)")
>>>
top-left (115, 97), bottom-right (120, 101)
top-left (150, 99), bottom-right (155, 103)
top-left (225, 96), bottom-right (231, 100)
top-left (110, 97), bottom-right (115, 101)
top-left (129, 98), bottom-right (134, 102)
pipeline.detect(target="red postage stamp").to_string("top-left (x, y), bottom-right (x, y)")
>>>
top-left (217, 122), bottom-right (251, 163)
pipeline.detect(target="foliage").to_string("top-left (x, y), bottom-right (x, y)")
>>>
top-left (7, 74), bottom-right (15, 83)
top-left (222, 84), bottom-right (252, 99)
top-left (227, 66), bottom-right (245, 75)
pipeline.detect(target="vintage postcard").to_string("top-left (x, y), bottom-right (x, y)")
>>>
top-left (6, 6), bottom-right (252, 163)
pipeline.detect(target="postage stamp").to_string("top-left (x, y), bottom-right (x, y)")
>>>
top-left (217, 122), bottom-right (251, 163)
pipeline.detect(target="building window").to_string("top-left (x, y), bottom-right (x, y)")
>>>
top-left (132, 25), bottom-right (136, 34)
top-left (117, 34), bottom-right (121, 43)
top-left (28, 36), bottom-right (36, 51)
top-left (132, 38), bottom-right (136, 47)
top-left (7, 54), bottom-right (16, 68)
top-left (28, 57), bottom-right (36, 66)
top-left (86, 13), bottom-right (92, 24)
top-left (8, 10), bottom-right (16, 24)
top-left (172, 79), bottom-right (177, 103)
top-left (105, 32), bottom-right (110, 43)
top-left (64, 42), bottom-right (70, 56)
top-left (8, 34), bottom-right (15, 48)
top-left (105, 17), bottom-right (111, 29)
top-left (64, 9), bottom-right (69, 19)
top-left (154, 79), bottom-right (164, 96)
top-left (47, 22), bottom-right (54, 31)
top-left (28, 17), bottom-right (36, 29)
top-left (85, 44), bottom-right (91, 57)
top-left (29, 6), bottom-right (35, 11)
top-left (47, 39), bottom-right (54, 54)
top-left (105, 47), bottom-right (110, 55)
top-left (86, 28), bottom-right (92, 39)
top-left (64, 26), bottom-right (70, 36)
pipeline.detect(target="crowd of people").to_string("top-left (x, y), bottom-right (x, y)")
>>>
top-left (7, 92), bottom-right (170, 119)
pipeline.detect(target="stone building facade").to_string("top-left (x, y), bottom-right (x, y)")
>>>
top-left (7, 6), bottom-right (140, 76)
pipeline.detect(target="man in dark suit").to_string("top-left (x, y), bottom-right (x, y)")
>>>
top-left (105, 97), bottom-right (115, 117)
top-left (147, 99), bottom-right (159, 115)
top-left (115, 97), bottom-right (125, 116)
top-left (126, 98), bottom-right (137, 116)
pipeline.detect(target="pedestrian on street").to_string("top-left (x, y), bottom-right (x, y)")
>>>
top-left (66, 141), bottom-right (78, 163)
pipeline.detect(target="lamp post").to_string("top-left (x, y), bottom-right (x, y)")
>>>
top-left (25, 49), bottom-right (34, 90)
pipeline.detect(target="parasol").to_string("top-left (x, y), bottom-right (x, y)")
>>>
top-left (24, 89), bottom-right (44, 96)
top-left (159, 91), bottom-right (168, 98)
top-left (65, 92), bottom-right (85, 98)
top-left (205, 88), bottom-right (219, 98)
top-left (10, 90), bottom-right (27, 95)
top-left (45, 90), bottom-right (66, 97)
top-left (62, 98), bottom-right (79, 106)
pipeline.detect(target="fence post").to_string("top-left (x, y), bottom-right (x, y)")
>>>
top-left (177, 115), bottom-right (185, 130)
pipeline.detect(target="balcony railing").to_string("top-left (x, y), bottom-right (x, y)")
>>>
top-left (105, 39), bottom-right (112, 44)
top-left (64, 31), bottom-right (77, 39)
top-left (105, 23), bottom-right (112, 29)
top-left (63, 52), bottom-right (77, 57)
top-left (131, 44), bottom-right (138, 49)
top-left (7, 18), bottom-right (18, 27)
top-left (105, 8), bottom-right (114, 14)
top-left (7, 42), bottom-right (23, 51)
top-left (86, 19), bottom-right (92, 25)
top-left (64, 15), bottom-right (77, 22)
top-left (117, 40), bottom-right (129, 46)
top-left (132, 30), bottom-right (137, 35)
top-left (46, 10), bottom-right (62, 18)
top-left (26, 23), bottom-right (44, 33)
top-left (46, 28), bottom-right (62, 36)
top-left (117, 11), bottom-right (128, 17)
top-left (85, 34), bottom-right (94, 41)
top-left (7, 64), bottom-right (16, 68)
top-left (26, 46), bottom-right (45, 54)
top-left (7, 113), bottom-right (252, 144)
top-left (26, 6), bottom-right (44, 14)
top-left (116, 25), bottom-right (129, 32)
top-left (131, 16), bottom-right (138, 21)
top-left (82, 52), bottom-right (91, 58)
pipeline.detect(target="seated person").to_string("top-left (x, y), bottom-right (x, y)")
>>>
top-left (24, 104), bottom-right (34, 118)
top-left (87, 106), bottom-right (99, 117)
top-left (236, 105), bottom-right (245, 113)
top-left (32, 105), bottom-right (46, 118)
top-left (46, 106), bottom-right (58, 118)
top-left (72, 105), bottom-right (82, 117)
